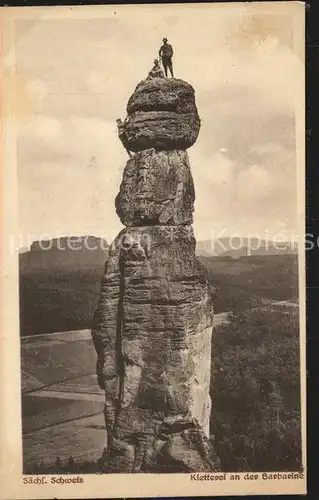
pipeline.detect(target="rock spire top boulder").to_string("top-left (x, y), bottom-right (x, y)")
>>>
top-left (124, 78), bottom-right (201, 151)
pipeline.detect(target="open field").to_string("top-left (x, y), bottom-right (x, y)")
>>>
top-left (23, 413), bottom-right (106, 468)
top-left (21, 330), bottom-right (105, 469)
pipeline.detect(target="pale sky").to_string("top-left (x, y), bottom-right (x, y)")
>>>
top-left (13, 3), bottom-right (304, 244)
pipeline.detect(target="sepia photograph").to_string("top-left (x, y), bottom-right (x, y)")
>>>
top-left (1, 2), bottom-right (306, 498)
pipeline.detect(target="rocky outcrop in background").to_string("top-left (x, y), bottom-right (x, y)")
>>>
top-left (92, 76), bottom-right (219, 473)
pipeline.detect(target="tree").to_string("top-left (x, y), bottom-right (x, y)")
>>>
top-left (210, 306), bottom-right (301, 472)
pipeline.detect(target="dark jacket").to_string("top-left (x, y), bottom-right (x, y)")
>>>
top-left (159, 43), bottom-right (173, 58)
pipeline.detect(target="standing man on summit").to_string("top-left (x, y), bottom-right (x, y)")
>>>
top-left (159, 37), bottom-right (174, 78)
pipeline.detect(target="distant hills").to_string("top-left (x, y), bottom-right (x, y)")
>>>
top-left (19, 236), bottom-right (109, 336)
top-left (19, 235), bottom-right (298, 337)
top-left (199, 253), bottom-right (298, 312)
top-left (19, 236), bottom-right (109, 273)
top-left (196, 237), bottom-right (298, 259)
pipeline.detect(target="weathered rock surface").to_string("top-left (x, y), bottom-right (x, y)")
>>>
top-left (91, 74), bottom-right (219, 473)
top-left (92, 226), bottom-right (217, 472)
top-left (115, 149), bottom-right (195, 226)
top-left (124, 78), bottom-right (200, 151)
top-left (144, 417), bottom-right (220, 472)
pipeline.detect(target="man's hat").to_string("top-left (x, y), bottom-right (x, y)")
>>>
top-left (162, 37), bottom-right (168, 42)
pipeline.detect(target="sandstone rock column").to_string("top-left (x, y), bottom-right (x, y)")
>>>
top-left (92, 77), bottom-right (220, 473)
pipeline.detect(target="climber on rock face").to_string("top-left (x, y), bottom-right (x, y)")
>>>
top-left (116, 118), bottom-right (132, 157)
top-left (159, 37), bottom-right (174, 78)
